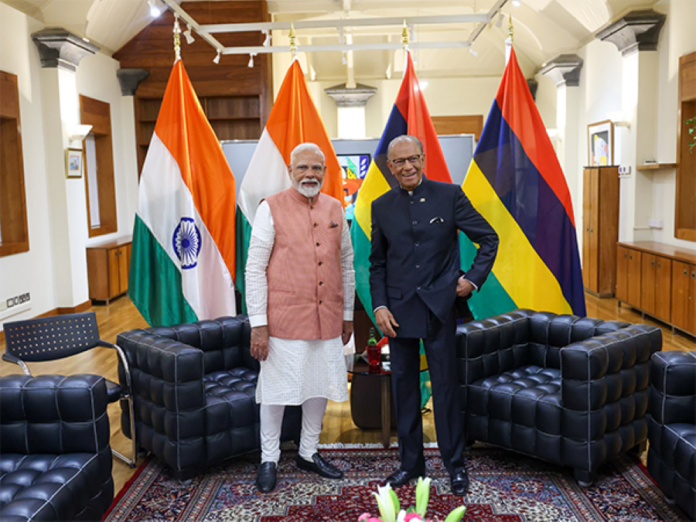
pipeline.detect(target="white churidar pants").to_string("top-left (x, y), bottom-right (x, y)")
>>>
top-left (260, 397), bottom-right (328, 463)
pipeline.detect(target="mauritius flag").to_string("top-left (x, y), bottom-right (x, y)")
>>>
top-left (129, 59), bottom-right (237, 327)
top-left (461, 47), bottom-right (586, 319)
top-left (351, 52), bottom-right (452, 320)
top-left (235, 60), bottom-right (344, 311)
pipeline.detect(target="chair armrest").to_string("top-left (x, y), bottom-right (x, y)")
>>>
top-left (649, 350), bottom-right (696, 425)
top-left (116, 330), bottom-right (206, 411)
top-left (2, 352), bottom-right (30, 375)
top-left (0, 374), bottom-right (110, 454)
top-left (561, 325), bottom-right (661, 411)
top-left (456, 309), bottom-right (533, 384)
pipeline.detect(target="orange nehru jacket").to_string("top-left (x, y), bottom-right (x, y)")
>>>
top-left (265, 188), bottom-right (344, 340)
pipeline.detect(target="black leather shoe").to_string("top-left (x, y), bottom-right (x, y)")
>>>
top-left (383, 467), bottom-right (426, 488)
top-left (256, 462), bottom-right (277, 493)
top-left (450, 470), bottom-right (469, 496)
top-left (296, 453), bottom-right (343, 479)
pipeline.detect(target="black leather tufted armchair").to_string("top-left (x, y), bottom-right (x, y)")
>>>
top-left (647, 350), bottom-right (696, 520)
top-left (0, 374), bottom-right (114, 521)
top-left (457, 309), bottom-right (662, 485)
top-left (117, 315), bottom-right (302, 481)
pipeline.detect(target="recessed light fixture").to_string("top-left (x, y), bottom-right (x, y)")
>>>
top-left (419, 81), bottom-right (429, 90)
top-left (512, 0), bottom-right (521, 6)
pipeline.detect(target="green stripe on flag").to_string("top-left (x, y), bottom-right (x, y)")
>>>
top-left (235, 207), bottom-right (253, 314)
top-left (459, 232), bottom-right (516, 319)
top-left (128, 215), bottom-right (198, 327)
top-left (350, 221), bottom-right (375, 325)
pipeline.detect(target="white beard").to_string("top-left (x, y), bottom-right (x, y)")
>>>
top-left (293, 178), bottom-right (323, 198)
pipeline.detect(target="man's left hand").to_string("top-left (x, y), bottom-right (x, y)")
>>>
top-left (342, 321), bottom-right (354, 345)
top-left (456, 276), bottom-right (475, 298)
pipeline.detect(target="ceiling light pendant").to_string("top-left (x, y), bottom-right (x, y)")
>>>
top-left (248, 53), bottom-right (256, 68)
top-left (262, 30), bottom-right (271, 47)
top-left (148, 0), bottom-right (161, 18)
top-left (469, 47), bottom-right (478, 57)
top-left (495, 13), bottom-right (504, 28)
top-left (213, 50), bottom-right (221, 64)
top-left (184, 24), bottom-right (195, 44)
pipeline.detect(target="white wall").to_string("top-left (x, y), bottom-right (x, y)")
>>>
top-left (0, 2), bottom-right (139, 328)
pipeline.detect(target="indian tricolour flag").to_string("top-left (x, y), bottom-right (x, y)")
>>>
top-left (129, 60), bottom-right (237, 327)
top-left (235, 59), bottom-right (344, 310)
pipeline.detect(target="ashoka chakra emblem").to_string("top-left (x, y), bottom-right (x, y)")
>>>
top-left (172, 217), bottom-right (201, 270)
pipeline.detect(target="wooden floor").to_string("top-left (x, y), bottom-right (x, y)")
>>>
top-left (1, 293), bottom-right (693, 494)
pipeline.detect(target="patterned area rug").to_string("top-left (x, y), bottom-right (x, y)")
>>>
top-left (104, 445), bottom-right (687, 521)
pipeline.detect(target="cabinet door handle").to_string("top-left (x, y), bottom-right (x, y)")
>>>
top-left (657, 262), bottom-right (661, 268)
top-left (685, 269), bottom-right (688, 276)
top-left (629, 255), bottom-right (632, 260)
top-left (651, 260), bottom-right (654, 266)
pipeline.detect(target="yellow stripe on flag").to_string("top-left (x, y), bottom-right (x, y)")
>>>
top-left (354, 162), bottom-right (392, 238)
top-left (464, 162), bottom-right (573, 314)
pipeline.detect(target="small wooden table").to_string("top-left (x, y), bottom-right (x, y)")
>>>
top-left (347, 354), bottom-right (393, 448)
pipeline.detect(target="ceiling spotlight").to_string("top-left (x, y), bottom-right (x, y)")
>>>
top-left (213, 50), bottom-right (221, 64)
top-left (512, 0), bottom-right (521, 6)
top-left (469, 47), bottom-right (478, 57)
top-left (148, 0), bottom-right (161, 18)
top-left (184, 24), bottom-right (195, 44)
top-left (262, 30), bottom-right (271, 47)
top-left (248, 53), bottom-right (257, 68)
top-left (495, 13), bottom-right (504, 28)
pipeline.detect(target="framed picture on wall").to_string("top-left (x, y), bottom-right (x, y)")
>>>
top-left (65, 148), bottom-right (83, 178)
top-left (587, 120), bottom-right (614, 166)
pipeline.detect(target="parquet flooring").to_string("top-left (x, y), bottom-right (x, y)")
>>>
top-left (1, 293), bottom-right (693, 493)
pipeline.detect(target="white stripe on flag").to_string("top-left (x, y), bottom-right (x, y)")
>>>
top-left (237, 128), bottom-right (290, 225)
top-left (138, 133), bottom-right (236, 319)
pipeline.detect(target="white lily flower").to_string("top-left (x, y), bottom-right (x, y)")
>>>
top-left (396, 509), bottom-right (407, 522)
top-left (373, 485), bottom-right (397, 522)
top-left (415, 476), bottom-right (431, 517)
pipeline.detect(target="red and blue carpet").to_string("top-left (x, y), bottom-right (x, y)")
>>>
top-left (103, 445), bottom-right (687, 521)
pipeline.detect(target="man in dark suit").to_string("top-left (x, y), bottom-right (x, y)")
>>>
top-left (369, 135), bottom-right (498, 496)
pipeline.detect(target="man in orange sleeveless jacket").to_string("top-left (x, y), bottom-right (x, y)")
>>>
top-left (246, 143), bottom-right (355, 493)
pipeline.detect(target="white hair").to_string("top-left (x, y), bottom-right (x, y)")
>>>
top-left (290, 142), bottom-right (325, 165)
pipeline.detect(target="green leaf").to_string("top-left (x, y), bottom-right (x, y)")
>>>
top-left (443, 505), bottom-right (467, 522)
top-left (388, 487), bottom-right (401, 516)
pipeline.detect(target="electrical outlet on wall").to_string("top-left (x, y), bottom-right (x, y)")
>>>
top-left (0, 292), bottom-right (31, 321)
top-left (618, 165), bottom-right (631, 177)
top-left (649, 219), bottom-right (664, 229)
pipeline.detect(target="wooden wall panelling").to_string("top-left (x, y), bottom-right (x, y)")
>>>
top-left (675, 51), bottom-right (696, 241)
top-left (0, 70), bottom-right (29, 257)
top-left (114, 1), bottom-right (272, 174)
top-left (431, 115), bottom-right (484, 140)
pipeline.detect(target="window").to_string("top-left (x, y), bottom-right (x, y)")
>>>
top-left (79, 95), bottom-right (117, 237)
top-left (0, 70), bottom-right (29, 257)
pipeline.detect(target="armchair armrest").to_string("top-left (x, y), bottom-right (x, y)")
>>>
top-left (456, 309), bottom-right (534, 384)
top-left (649, 351), bottom-right (696, 425)
top-left (561, 325), bottom-right (661, 411)
top-left (0, 374), bottom-right (110, 455)
top-left (116, 330), bottom-right (206, 412)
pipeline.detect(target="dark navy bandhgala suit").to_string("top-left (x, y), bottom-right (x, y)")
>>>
top-left (369, 176), bottom-right (498, 475)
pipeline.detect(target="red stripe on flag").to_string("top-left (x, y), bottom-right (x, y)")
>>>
top-left (395, 53), bottom-right (452, 184)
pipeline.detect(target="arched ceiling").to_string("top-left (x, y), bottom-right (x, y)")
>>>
top-left (3, 0), bottom-right (660, 79)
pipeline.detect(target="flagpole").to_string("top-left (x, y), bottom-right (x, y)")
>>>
top-left (173, 13), bottom-right (182, 62)
top-left (505, 17), bottom-right (513, 64)
top-left (402, 20), bottom-right (409, 78)
top-left (289, 23), bottom-right (297, 61)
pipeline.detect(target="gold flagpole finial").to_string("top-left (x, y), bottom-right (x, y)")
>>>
top-left (173, 13), bottom-right (181, 62)
top-left (289, 23), bottom-right (297, 60)
top-left (508, 16), bottom-right (514, 42)
top-left (401, 20), bottom-right (409, 51)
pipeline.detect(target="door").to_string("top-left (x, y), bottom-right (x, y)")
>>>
top-left (641, 253), bottom-right (656, 315)
top-left (672, 261), bottom-right (690, 331)
top-left (108, 247), bottom-right (121, 299)
top-left (690, 265), bottom-right (696, 334)
top-left (655, 256), bottom-right (672, 321)
top-left (616, 246), bottom-right (629, 302)
top-left (582, 169), bottom-right (593, 290)
top-left (118, 245), bottom-right (129, 294)
top-left (627, 249), bottom-right (642, 308)
top-left (588, 170), bottom-right (599, 291)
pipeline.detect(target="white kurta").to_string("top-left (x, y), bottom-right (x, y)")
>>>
top-left (246, 200), bottom-right (354, 405)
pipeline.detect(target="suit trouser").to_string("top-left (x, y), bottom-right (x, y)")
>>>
top-left (389, 310), bottom-right (465, 477)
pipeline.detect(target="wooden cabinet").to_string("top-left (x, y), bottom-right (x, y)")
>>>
top-left (582, 167), bottom-right (619, 296)
top-left (618, 241), bottom-right (696, 337)
top-left (86, 238), bottom-right (132, 304)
